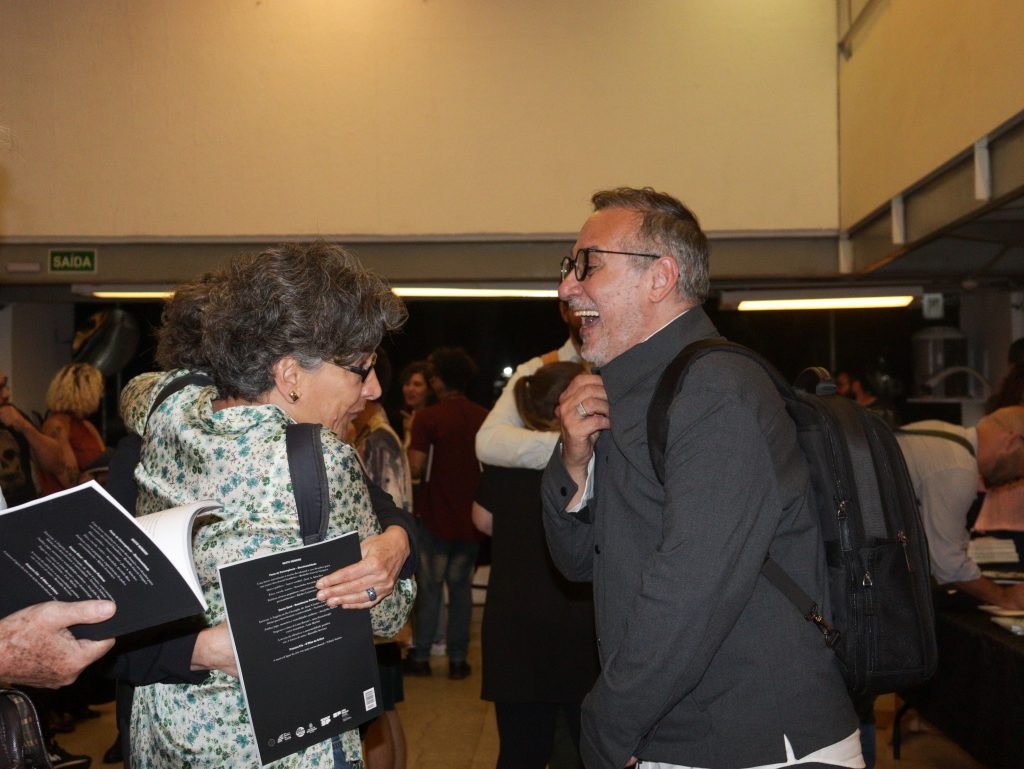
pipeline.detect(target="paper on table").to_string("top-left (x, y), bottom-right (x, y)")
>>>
top-left (977, 605), bottom-right (1024, 617)
top-left (991, 616), bottom-right (1024, 635)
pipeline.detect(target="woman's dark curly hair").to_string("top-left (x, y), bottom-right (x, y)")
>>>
top-left (199, 241), bottom-right (407, 400)
top-left (155, 271), bottom-right (222, 372)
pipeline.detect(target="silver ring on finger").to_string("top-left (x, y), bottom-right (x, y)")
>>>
top-left (576, 401), bottom-right (589, 418)
top-left (366, 586), bottom-right (378, 602)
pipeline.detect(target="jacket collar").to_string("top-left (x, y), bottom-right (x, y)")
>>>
top-left (600, 305), bottom-right (719, 405)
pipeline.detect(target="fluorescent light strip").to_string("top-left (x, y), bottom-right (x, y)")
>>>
top-left (90, 290), bottom-right (175, 299)
top-left (392, 287), bottom-right (559, 299)
top-left (83, 287), bottom-right (558, 300)
top-left (737, 296), bottom-right (916, 311)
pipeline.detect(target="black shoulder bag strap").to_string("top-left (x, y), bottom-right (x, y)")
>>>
top-left (647, 337), bottom-right (842, 649)
top-left (147, 372), bottom-right (216, 422)
top-left (647, 336), bottom-right (730, 485)
top-left (285, 423), bottom-right (331, 545)
top-left (896, 428), bottom-right (976, 457)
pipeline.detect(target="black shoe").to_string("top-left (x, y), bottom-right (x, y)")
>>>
top-left (448, 660), bottom-right (471, 680)
top-left (103, 737), bottom-right (123, 764)
top-left (48, 740), bottom-right (92, 769)
top-left (402, 657), bottom-right (431, 676)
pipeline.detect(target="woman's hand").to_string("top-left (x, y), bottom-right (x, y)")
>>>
top-left (315, 525), bottom-right (410, 608)
top-left (190, 623), bottom-right (239, 678)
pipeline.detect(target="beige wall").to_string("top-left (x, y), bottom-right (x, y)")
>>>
top-left (839, 0), bottom-right (1024, 228)
top-left (0, 0), bottom-right (838, 239)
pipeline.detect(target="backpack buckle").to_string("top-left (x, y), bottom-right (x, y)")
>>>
top-left (805, 603), bottom-right (841, 649)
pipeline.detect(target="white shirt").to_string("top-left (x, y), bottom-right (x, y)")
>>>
top-left (475, 337), bottom-right (581, 470)
top-left (895, 421), bottom-right (982, 585)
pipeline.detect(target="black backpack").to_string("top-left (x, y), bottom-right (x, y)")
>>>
top-left (647, 338), bottom-right (937, 697)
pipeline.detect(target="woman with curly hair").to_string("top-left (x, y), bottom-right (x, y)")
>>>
top-left (121, 242), bottom-right (416, 769)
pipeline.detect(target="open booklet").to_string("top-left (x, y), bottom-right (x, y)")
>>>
top-left (0, 480), bottom-right (218, 640)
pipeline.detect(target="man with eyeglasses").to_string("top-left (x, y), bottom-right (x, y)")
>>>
top-left (541, 187), bottom-right (861, 769)
top-left (896, 407), bottom-right (1024, 610)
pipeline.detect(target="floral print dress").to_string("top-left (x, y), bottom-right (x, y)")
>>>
top-left (122, 371), bottom-right (415, 769)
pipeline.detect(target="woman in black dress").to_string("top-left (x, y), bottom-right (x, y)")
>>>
top-left (472, 361), bottom-right (599, 769)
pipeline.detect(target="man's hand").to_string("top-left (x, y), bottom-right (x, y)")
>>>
top-left (956, 576), bottom-right (1024, 610)
top-left (556, 373), bottom-right (610, 502)
top-left (0, 600), bottom-right (116, 688)
top-left (190, 623), bottom-right (239, 678)
top-left (315, 525), bottom-right (410, 608)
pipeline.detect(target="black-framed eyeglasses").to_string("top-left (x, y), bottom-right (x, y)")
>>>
top-left (339, 351), bottom-right (378, 382)
top-left (559, 247), bottom-right (660, 282)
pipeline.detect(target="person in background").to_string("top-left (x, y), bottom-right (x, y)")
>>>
top-left (398, 360), bottom-right (435, 451)
top-left (985, 336), bottom-right (1024, 414)
top-left (0, 368), bottom-right (66, 505)
top-left (473, 361), bottom-right (598, 769)
top-left (397, 360), bottom-right (446, 656)
top-left (36, 362), bottom-right (107, 495)
top-left (975, 337), bottom-right (1024, 550)
top-left (475, 301), bottom-right (587, 470)
top-left (405, 347), bottom-right (487, 680)
top-left (897, 407), bottom-right (1024, 609)
top-left (123, 242), bottom-right (415, 768)
top-left (846, 370), bottom-right (898, 428)
top-left (350, 349), bottom-right (413, 769)
top-left (543, 186), bottom-right (860, 768)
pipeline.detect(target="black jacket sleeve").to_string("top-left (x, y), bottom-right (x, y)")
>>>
top-left (367, 478), bottom-right (417, 580)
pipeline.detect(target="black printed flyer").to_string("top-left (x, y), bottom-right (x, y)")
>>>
top-left (218, 531), bottom-right (381, 766)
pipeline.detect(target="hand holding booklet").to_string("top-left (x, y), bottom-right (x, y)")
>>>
top-left (218, 532), bottom-right (381, 766)
top-left (0, 480), bottom-right (218, 640)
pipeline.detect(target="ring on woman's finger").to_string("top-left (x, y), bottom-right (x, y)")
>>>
top-left (366, 586), bottom-right (378, 602)
top-left (576, 401), bottom-right (589, 418)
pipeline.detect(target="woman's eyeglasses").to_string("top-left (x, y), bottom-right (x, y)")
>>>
top-left (340, 352), bottom-right (378, 382)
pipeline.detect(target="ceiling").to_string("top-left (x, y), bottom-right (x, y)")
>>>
top-left (869, 192), bottom-right (1024, 289)
top-left (850, 113), bottom-right (1024, 293)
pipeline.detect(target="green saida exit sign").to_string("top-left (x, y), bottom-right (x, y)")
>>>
top-left (49, 249), bottom-right (97, 272)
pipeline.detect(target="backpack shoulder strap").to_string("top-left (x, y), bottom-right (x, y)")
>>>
top-left (647, 337), bottom-right (793, 484)
top-left (147, 372), bottom-right (215, 423)
top-left (896, 428), bottom-right (976, 457)
top-left (646, 339), bottom-right (842, 648)
top-left (285, 423), bottom-right (331, 545)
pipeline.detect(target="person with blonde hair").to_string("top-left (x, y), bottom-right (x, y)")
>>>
top-left (35, 362), bottom-right (107, 495)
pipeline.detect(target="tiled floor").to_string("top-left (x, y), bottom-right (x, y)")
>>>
top-left (60, 607), bottom-right (989, 769)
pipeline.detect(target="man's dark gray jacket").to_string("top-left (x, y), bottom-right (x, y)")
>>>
top-left (542, 307), bottom-right (857, 769)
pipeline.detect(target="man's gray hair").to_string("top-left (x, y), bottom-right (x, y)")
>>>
top-left (591, 187), bottom-right (710, 303)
